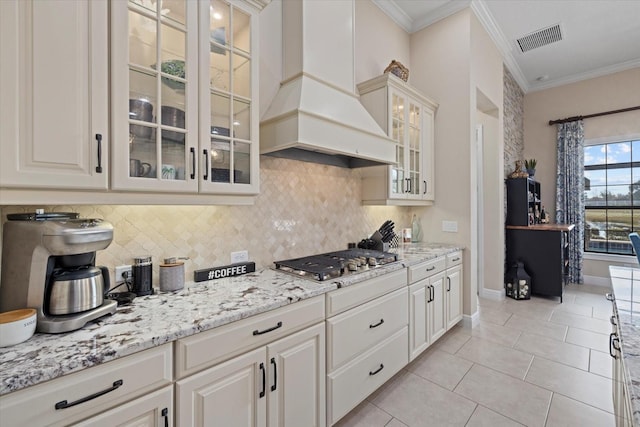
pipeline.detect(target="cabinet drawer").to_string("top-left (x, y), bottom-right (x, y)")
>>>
top-left (327, 327), bottom-right (408, 425)
top-left (326, 269), bottom-right (406, 317)
top-left (408, 257), bottom-right (445, 284)
top-left (175, 296), bottom-right (324, 379)
top-left (327, 287), bottom-right (407, 371)
top-left (0, 344), bottom-right (172, 427)
top-left (446, 251), bottom-right (463, 268)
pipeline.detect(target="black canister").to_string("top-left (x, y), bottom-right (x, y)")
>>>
top-left (132, 256), bottom-right (153, 296)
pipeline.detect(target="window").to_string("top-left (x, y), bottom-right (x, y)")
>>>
top-left (584, 139), bottom-right (640, 254)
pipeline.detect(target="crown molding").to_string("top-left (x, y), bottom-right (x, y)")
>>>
top-left (371, 0), bottom-right (413, 33)
top-left (411, 0), bottom-right (470, 33)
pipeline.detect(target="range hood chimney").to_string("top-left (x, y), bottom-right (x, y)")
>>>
top-left (260, 0), bottom-right (395, 168)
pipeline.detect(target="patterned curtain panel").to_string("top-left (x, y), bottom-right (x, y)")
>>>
top-left (555, 120), bottom-right (585, 284)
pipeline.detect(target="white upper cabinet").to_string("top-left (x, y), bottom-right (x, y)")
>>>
top-left (358, 73), bottom-right (438, 206)
top-left (111, 0), bottom-right (261, 195)
top-left (0, 0), bottom-right (109, 192)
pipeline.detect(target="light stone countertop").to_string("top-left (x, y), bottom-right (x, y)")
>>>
top-left (609, 266), bottom-right (640, 426)
top-left (0, 243), bottom-right (462, 396)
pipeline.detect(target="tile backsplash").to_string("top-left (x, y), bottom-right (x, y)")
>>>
top-left (1, 157), bottom-right (413, 286)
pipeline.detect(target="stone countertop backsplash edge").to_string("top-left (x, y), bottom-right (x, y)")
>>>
top-left (0, 243), bottom-right (462, 395)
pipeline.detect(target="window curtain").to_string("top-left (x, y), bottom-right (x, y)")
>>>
top-left (555, 120), bottom-right (585, 284)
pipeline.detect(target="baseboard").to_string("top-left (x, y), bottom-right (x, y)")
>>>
top-left (462, 310), bottom-right (480, 329)
top-left (582, 275), bottom-right (611, 287)
top-left (479, 287), bottom-right (505, 301)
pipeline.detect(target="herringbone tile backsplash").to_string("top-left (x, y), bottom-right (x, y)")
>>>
top-left (1, 157), bottom-right (412, 283)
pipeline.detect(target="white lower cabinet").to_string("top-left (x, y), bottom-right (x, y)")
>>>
top-left (176, 322), bottom-right (325, 427)
top-left (409, 252), bottom-right (464, 362)
top-left (74, 386), bottom-right (173, 427)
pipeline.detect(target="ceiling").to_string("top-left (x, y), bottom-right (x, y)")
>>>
top-left (372, 0), bottom-right (640, 93)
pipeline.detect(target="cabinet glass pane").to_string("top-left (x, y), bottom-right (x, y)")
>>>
top-left (398, 145), bottom-right (404, 166)
top-left (129, 69), bottom-right (158, 125)
top-left (210, 50), bottom-right (230, 92)
top-left (211, 93), bottom-right (231, 129)
top-left (234, 142), bottom-right (251, 184)
top-left (129, 133), bottom-right (157, 178)
top-left (232, 7), bottom-right (250, 54)
top-left (161, 133), bottom-right (186, 180)
top-left (161, 24), bottom-right (185, 64)
top-left (409, 104), bottom-right (420, 126)
top-left (232, 54), bottom-right (250, 98)
top-left (129, 10), bottom-right (156, 67)
top-left (392, 168), bottom-right (404, 195)
top-left (410, 172), bottom-right (418, 194)
top-left (210, 0), bottom-right (230, 47)
top-left (162, 0), bottom-right (185, 25)
top-left (210, 138), bottom-right (231, 182)
top-left (161, 84), bottom-right (186, 128)
top-left (409, 127), bottom-right (419, 150)
top-left (233, 99), bottom-right (250, 140)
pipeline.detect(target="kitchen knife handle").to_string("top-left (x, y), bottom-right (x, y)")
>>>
top-left (190, 147), bottom-right (196, 179)
top-left (55, 379), bottom-right (123, 410)
top-left (95, 134), bottom-right (103, 173)
top-left (253, 321), bottom-right (283, 336)
top-left (203, 149), bottom-right (209, 181)
top-left (259, 362), bottom-right (266, 397)
top-left (369, 364), bottom-right (384, 376)
top-left (270, 357), bottom-right (277, 391)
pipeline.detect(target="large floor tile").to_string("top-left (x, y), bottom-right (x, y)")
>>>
top-left (456, 337), bottom-right (533, 380)
top-left (565, 327), bottom-right (610, 353)
top-left (334, 400), bottom-right (392, 427)
top-left (465, 405), bottom-right (524, 427)
top-left (590, 349), bottom-right (613, 379)
top-left (514, 331), bottom-right (590, 370)
top-left (503, 313), bottom-right (568, 341)
top-left (407, 348), bottom-right (473, 391)
top-left (550, 311), bottom-right (611, 334)
top-left (385, 419), bottom-right (408, 427)
top-left (478, 306), bottom-right (513, 326)
top-left (502, 301), bottom-right (555, 321)
top-left (433, 326), bottom-right (472, 354)
top-left (370, 370), bottom-right (477, 427)
top-left (525, 356), bottom-right (614, 413)
top-left (553, 302), bottom-right (593, 317)
top-left (470, 321), bottom-right (521, 348)
top-left (454, 364), bottom-right (552, 427)
top-left (546, 393), bottom-right (616, 426)
top-left (593, 305), bottom-right (614, 320)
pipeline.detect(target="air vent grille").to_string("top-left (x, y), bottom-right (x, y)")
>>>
top-left (516, 24), bottom-right (562, 53)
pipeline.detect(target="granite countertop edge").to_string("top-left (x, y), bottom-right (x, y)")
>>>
top-left (0, 243), bottom-right (462, 396)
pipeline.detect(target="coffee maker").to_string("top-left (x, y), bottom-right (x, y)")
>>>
top-left (0, 212), bottom-right (117, 333)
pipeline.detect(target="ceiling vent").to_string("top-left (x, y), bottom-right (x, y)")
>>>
top-left (516, 24), bottom-right (563, 53)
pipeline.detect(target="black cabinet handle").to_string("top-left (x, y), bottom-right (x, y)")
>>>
top-left (451, 257), bottom-right (460, 262)
top-left (270, 357), bottom-right (277, 392)
top-left (447, 277), bottom-right (451, 292)
top-left (253, 321), bottom-right (283, 336)
top-left (423, 180), bottom-right (427, 195)
top-left (426, 266), bottom-right (436, 272)
top-left (407, 178), bottom-right (412, 193)
top-left (369, 364), bottom-right (384, 376)
top-left (203, 149), bottom-right (209, 180)
top-left (369, 319), bottom-right (384, 328)
top-left (259, 362), bottom-right (266, 398)
top-left (55, 379), bottom-right (123, 410)
top-left (95, 134), bottom-right (103, 173)
top-left (428, 285), bottom-right (434, 303)
top-left (610, 315), bottom-right (617, 327)
top-left (190, 147), bottom-right (196, 179)
top-left (605, 293), bottom-right (615, 302)
top-left (161, 408), bottom-right (169, 427)
top-left (610, 332), bottom-right (621, 359)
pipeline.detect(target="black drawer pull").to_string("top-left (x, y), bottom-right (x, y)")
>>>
top-left (55, 379), bottom-right (123, 410)
top-left (162, 408), bottom-right (169, 427)
top-left (369, 319), bottom-right (384, 328)
top-left (610, 315), bottom-right (617, 326)
top-left (253, 321), bottom-right (283, 336)
top-left (606, 293), bottom-right (615, 302)
top-left (95, 133), bottom-right (103, 173)
top-left (610, 333), bottom-right (618, 359)
top-left (451, 257), bottom-right (460, 262)
top-left (369, 364), bottom-right (384, 376)
top-left (426, 266), bottom-right (436, 272)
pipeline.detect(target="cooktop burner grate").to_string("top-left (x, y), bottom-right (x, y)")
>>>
top-left (274, 248), bottom-right (398, 281)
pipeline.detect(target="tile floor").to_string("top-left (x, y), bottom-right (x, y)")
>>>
top-left (335, 283), bottom-right (617, 427)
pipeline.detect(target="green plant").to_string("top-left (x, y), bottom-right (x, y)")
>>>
top-left (525, 158), bottom-right (537, 170)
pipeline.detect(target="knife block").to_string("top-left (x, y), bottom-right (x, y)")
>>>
top-left (369, 231), bottom-right (390, 252)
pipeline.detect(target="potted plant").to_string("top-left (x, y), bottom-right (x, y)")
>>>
top-left (525, 159), bottom-right (537, 177)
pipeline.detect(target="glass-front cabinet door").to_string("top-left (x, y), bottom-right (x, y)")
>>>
top-left (199, 0), bottom-right (259, 194)
top-left (111, 0), bottom-right (199, 192)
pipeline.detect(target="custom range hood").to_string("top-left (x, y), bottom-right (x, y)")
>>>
top-left (260, 0), bottom-right (395, 168)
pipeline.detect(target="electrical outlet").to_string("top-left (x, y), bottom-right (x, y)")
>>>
top-left (231, 250), bottom-right (249, 264)
top-left (442, 220), bottom-right (458, 233)
top-left (115, 265), bottom-right (132, 284)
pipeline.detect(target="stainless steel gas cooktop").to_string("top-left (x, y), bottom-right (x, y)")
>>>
top-left (274, 248), bottom-right (398, 281)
